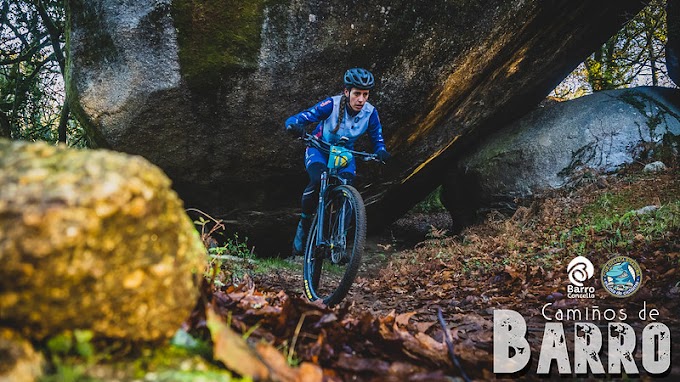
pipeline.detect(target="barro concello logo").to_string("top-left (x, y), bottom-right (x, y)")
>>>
top-left (566, 256), bottom-right (595, 298)
top-left (567, 256), bottom-right (594, 286)
top-left (601, 255), bottom-right (642, 298)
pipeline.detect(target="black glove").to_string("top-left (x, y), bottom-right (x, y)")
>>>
top-left (286, 123), bottom-right (305, 137)
top-left (375, 148), bottom-right (391, 162)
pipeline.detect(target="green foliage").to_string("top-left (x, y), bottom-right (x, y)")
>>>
top-left (170, 329), bottom-right (213, 359)
top-left (0, 0), bottom-right (86, 145)
top-left (189, 208), bottom-right (307, 282)
top-left (586, 0), bottom-right (669, 90)
top-left (46, 332), bottom-right (73, 355)
top-left (552, 0), bottom-right (674, 100)
top-left (46, 329), bottom-right (95, 361)
top-left (42, 329), bottom-right (235, 381)
top-left (412, 186), bottom-right (446, 213)
top-left (251, 257), bottom-right (301, 274)
top-left (42, 330), bottom-right (97, 382)
top-left (205, 233), bottom-right (256, 286)
top-left (558, 192), bottom-right (679, 256)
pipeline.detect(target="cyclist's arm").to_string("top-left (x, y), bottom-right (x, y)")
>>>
top-left (366, 109), bottom-right (386, 152)
top-left (285, 97), bottom-right (334, 128)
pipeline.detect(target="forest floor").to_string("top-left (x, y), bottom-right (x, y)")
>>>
top-left (39, 163), bottom-right (679, 381)
top-left (193, 163), bottom-right (680, 381)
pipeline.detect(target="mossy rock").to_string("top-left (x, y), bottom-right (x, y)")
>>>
top-left (0, 328), bottom-right (44, 382)
top-left (0, 139), bottom-right (207, 342)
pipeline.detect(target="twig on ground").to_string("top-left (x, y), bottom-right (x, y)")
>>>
top-left (186, 207), bottom-right (226, 241)
top-left (289, 312), bottom-right (309, 365)
top-left (437, 307), bottom-right (472, 382)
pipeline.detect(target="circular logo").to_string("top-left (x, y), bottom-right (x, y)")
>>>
top-left (601, 256), bottom-right (642, 298)
top-left (567, 256), bottom-right (594, 286)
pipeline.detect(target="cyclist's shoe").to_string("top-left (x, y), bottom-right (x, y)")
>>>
top-left (337, 251), bottom-right (350, 265)
top-left (292, 215), bottom-right (312, 256)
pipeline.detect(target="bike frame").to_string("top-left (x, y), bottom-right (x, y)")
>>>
top-left (305, 135), bottom-right (376, 256)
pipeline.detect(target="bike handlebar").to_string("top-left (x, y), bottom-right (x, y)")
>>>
top-left (302, 133), bottom-right (382, 163)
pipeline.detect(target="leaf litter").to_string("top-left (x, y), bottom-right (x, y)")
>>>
top-left (192, 165), bottom-right (680, 381)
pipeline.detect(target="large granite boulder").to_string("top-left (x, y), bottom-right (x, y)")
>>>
top-left (65, 0), bottom-right (649, 254)
top-left (0, 139), bottom-right (206, 341)
top-left (441, 87), bottom-right (680, 231)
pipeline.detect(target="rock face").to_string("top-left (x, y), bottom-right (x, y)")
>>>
top-left (441, 87), bottom-right (680, 231)
top-left (66, 0), bottom-right (649, 254)
top-left (0, 139), bottom-right (206, 341)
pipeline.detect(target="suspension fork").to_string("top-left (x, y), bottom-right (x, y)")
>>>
top-left (337, 177), bottom-right (348, 243)
top-left (315, 171), bottom-right (328, 246)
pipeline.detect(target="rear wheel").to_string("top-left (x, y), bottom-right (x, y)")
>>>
top-left (302, 185), bottom-right (366, 306)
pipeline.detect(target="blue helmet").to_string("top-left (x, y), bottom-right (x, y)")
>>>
top-left (343, 68), bottom-right (375, 90)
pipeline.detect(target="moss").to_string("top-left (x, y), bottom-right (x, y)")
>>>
top-left (618, 89), bottom-right (680, 134)
top-left (617, 89), bottom-right (680, 163)
top-left (0, 140), bottom-right (206, 342)
top-left (40, 340), bottom-right (235, 381)
top-left (411, 186), bottom-right (446, 213)
top-left (170, 0), bottom-right (274, 91)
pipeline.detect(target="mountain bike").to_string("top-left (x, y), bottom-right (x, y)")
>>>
top-left (301, 133), bottom-right (382, 306)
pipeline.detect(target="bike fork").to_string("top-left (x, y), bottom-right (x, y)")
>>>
top-left (336, 176), bottom-right (349, 244)
top-left (315, 171), bottom-right (328, 247)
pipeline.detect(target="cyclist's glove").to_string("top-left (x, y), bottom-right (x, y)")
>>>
top-left (286, 123), bottom-right (305, 137)
top-left (375, 148), bottom-right (391, 162)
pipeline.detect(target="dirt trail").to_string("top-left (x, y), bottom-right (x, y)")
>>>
top-left (245, 168), bottom-right (680, 380)
top-left (252, 233), bottom-right (404, 315)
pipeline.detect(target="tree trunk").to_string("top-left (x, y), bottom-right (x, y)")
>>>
top-left (36, 0), bottom-right (70, 143)
top-left (647, 24), bottom-right (658, 86)
top-left (0, 111), bottom-right (11, 139)
top-left (58, 103), bottom-right (69, 143)
top-left (35, 0), bottom-right (65, 73)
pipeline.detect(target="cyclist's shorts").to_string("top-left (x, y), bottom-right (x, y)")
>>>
top-left (305, 147), bottom-right (356, 176)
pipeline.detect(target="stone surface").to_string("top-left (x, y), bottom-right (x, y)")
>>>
top-left (643, 160), bottom-right (668, 172)
top-left (66, 0), bottom-right (649, 254)
top-left (441, 87), bottom-right (680, 231)
top-left (0, 139), bottom-right (206, 341)
top-left (0, 329), bottom-right (44, 382)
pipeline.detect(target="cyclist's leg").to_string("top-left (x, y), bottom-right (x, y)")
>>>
top-left (292, 148), bottom-right (326, 256)
top-left (337, 158), bottom-right (356, 184)
top-left (301, 147), bottom-right (327, 214)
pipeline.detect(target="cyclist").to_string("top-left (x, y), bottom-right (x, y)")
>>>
top-left (285, 67), bottom-right (391, 257)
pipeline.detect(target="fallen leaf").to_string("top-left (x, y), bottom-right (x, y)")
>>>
top-left (207, 307), bottom-right (269, 380)
top-left (395, 312), bottom-right (417, 328)
top-left (208, 306), bottom-right (323, 382)
top-left (415, 321), bottom-right (436, 333)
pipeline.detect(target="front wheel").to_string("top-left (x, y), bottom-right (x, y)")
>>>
top-left (302, 185), bottom-right (366, 306)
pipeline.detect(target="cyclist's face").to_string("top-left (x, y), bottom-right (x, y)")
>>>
top-left (344, 88), bottom-right (370, 112)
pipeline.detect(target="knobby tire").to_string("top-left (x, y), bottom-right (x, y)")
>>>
top-left (302, 184), bottom-right (366, 306)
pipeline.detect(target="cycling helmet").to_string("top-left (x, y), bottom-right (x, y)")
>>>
top-left (343, 68), bottom-right (375, 90)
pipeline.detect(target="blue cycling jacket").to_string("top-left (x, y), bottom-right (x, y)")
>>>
top-left (285, 95), bottom-right (386, 152)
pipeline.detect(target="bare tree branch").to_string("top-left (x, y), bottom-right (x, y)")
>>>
top-left (34, 0), bottom-right (65, 74)
top-left (0, 39), bottom-right (51, 65)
